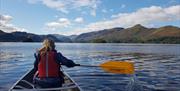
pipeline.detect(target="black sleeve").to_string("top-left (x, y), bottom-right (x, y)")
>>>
top-left (56, 52), bottom-right (76, 68)
top-left (34, 52), bottom-right (39, 72)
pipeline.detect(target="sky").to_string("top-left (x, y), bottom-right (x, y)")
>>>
top-left (0, 0), bottom-right (180, 35)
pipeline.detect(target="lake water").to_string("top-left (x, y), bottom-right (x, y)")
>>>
top-left (0, 43), bottom-right (180, 91)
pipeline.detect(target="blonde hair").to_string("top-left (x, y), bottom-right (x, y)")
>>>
top-left (39, 38), bottom-right (55, 55)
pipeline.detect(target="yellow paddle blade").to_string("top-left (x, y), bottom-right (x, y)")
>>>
top-left (99, 61), bottom-right (134, 74)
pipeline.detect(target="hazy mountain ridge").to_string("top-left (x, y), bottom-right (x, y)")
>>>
top-left (49, 34), bottom-right (72, 42)
top-left (0, 24), bottom-right (180, 43)
top-left (0, 31), bottom-right (70, 42)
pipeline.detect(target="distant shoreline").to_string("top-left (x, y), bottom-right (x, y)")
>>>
top-left (0, 42), bottom-right (180, 44)
top-left (1, 24), bottom-right (180, 44)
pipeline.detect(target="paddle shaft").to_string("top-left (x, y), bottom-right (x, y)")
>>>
top-left (76, 64), bottom-right (120, 68)
top-left (74, 61), bottom-right (134, 74)
top-left (75, 64), bottom-right (99, 67)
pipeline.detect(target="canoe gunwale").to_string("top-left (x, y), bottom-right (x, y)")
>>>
top-left (9, 68), bottom-right (34, 91)
top-left (9, 68), bottom-right (82, 91)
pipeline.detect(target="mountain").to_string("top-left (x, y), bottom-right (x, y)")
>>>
top-left (50, 34), bottom-right (72, 42)
top-left (68, 35), bottom-right (78, 42)
top-left (11, 31), bottom-right (41, 42)
top-left (0, 31), bottom-right (72, 42)
top-left (74, 24), bottom-right (180, 43)
top-left (0, 30), bottom-right (17, 42)
top-left (148, 26), bottom-right (180, 37)
top-left (0, 25), bottom-right (180, 43)
top-left (146, 26), bottom-right (180, 43)
top-left (74, 25), bottom-right (153, 43)
top-left (75, 27), bottom-right (124, 42)
top-left (0, 30), bottom-right (5, 33)
top-left (101, 24), bottom-right (155, 43)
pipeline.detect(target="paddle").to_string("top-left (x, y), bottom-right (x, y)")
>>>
top-left (75, 61), bottom-right (134, 74)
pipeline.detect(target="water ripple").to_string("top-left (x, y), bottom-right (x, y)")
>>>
top-left (0, 43), bottom-right (180, 91)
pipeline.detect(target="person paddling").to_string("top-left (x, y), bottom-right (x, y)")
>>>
top-left (33, 38), bottom-right (76, 88)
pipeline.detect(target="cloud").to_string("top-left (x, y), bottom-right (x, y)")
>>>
top-left (74, 17), bottom-right (84, 23)
top-left (63, 5), bottom-right (180, 35)
top-left (46, 17), bottom-right (85, 31)
top-left (0, 15), bottom-right (12, 24)
top-left (28, 0), bottom-right (100, 15)
top-left (90, 10), bottom-right (96, 16)
top-left (27, 0), bottom-right (41, 4)
top-left (0, 14), bottom-right (27, 32)
top-left (110, 9), bottom-right (114, 12)
top-left (42, 0), bottom-right (68, 13)
top-left (102, 9), bottom-right (107, 13)
top-left (46, 18), bottom-right (71, 30)
top-left (168, 0), bottom-right (180, 5)
top-left (121, 4), bottom-right (126, 8)
top-left (72, 0), bottom-right (98, 8)
top-left (164, 5), bottom-right (180, 18)
top-left (109, 5), bottom-right (180, 27)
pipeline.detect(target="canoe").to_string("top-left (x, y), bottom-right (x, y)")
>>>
top-left (9, 68), bottom-right (82, 91)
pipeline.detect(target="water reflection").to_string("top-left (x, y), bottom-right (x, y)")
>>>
top-left (66, 51), bottom-right (180, 91)
top-left (0, 43), bottom-right (180, 91)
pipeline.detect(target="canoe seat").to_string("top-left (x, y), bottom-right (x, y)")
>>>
top-left (20, 80), bottom-right (34, 88)
top-left (14, 85), bottom-right (27, 89)
top-left (14, 80), bottom-right (34, 89)
top-left (63, 82), bottom-right (76, 87)
top-left (35, 85), bottom-right (78, 91)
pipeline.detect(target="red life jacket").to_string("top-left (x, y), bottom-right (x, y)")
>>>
top-left (38, 51), bottom-right (60, 78)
